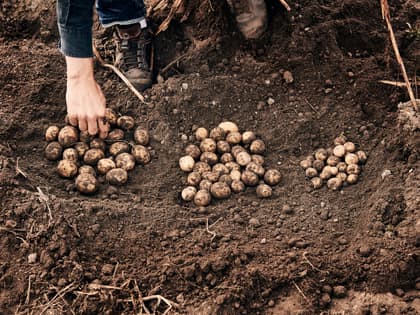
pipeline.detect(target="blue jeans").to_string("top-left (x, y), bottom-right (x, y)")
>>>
top-left (57, 0), bottom-right (146, 58)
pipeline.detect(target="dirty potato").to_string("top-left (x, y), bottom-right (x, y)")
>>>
top-left (83, 149), bottom-right (105, 165)
top-left (231, 180), bottom-right (245, 193)
top-left (62, 148), bottom-right (78, 162)
top-left (326, 155), bottom-right (340, 166)
top-left (327, 177), bottom-right (342, 191)
top-left (225, 161), bottom-right (241, 172)
top-left (346, 164), bottom-right (360, 175)
top-left (106, 168), bottom-right (128, 186)
top-left (236, 151), bottom-right (252, 166)
top-left (216, 140), bottom-right (231, 154)
top-left (199, 179), bottom-right (212, 191)
top-left (311, 177), bottom-right (323, 189)
top-left (242, 131), bottom-right (256, 144)
top-left (333, 145), bottom-right (346, 158)
top-left (131, 145), bottom-right (151, 164)
top-left (195, 127), bottom-right (208, 141)
top-left (200, 138), bottom-right (217, 153)
top-left (356, 151), bottom-right (367, 164)
top-left (220, 153), bottom-right (234, 164)
top-left (109, 141), bottom-right (130, 156)
top-left (90, 138), bottom-right (106, 152)
top-left (75, 173), bottom-right (98, 194)
top-left (250, 139), bottom-right (266, 154)
top-left (230, 170), bottom-right (241, 181)
top-left (200, 152), bottom-right (218, 165)
top-left (333, 135), bottom-right (347, 146)
top-left (181, 186), bottom-right (197, 201)
top-left (79, 165), bottom-right (96, 176)
top-left (117, 116), bottom-right (135, 130)
top-left (305, 167), bottom-right (318, 178)
top-left (194, 189), bottom-right (212, 206)
top-left (115, 153), bottom-right (136, 171)
top-left (45, 142), bottom-right (63, 161)
top-left (231, 145), bottom-right (246, 158)
top-left (210, 182), bottom-right (231, 199)
top-left (218, 121), bottom-right (239, 133)
top-left (346, 174), bottom-right (358, 184)
top-left (179, 155), bottom-right (195, 172)
top-left (97, 158), bottom-right (116, 175)
top-left (107, 129), bottom-right (125, 141)
top-left (313, 160), bottom-right (325, 172)
top-left (209, 127), bottom-right (226, 141)
top-left (193, 161), bottom-right (212, 174)
top-left (187, 171), bottom-right (201, 186)
top-left (241, 170), bottom-right (259, 186)
top-left (134, 127), bottom-right (150, 145)
top-left (219, 174), bottom-right (233, 186)
top-left (226, 132), bottom-right (242, 145)
top-left (74, 142), bottom-right (89, 158)
top-left (256, 183), bottom-right (272, 198)
top-left (105, 108), bottom-right (118, 125)
top-left (246, 162), bottom-right (265, 177)
top-left (202, 171), bottom-right (220, 183)
top-left (213, 163), bottom-right (229, 176)
top-left (343, 142), bottom-right (356, 153)
top-left (79, 131), bottom-right (93, 143)
top-left (185, 144), bottom-right (201, 160)
top-left (58, 126), bottom-right (78, 148)
top-left (344, 153), bottom-right (359, 165)
top-left (300, 159), bottom-right (312, 170)
top-left (314, 148), bottom-right (328, 161)
top-left (264, 169), bottom-right (282, 186)
top-left (57, 159), bottom-right (78, 178)
top-left (251, 154), bottom-right (265, 166)
top-left (45, 126), bottom-right (60, 142)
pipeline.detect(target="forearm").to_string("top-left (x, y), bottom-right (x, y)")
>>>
top-left (66, 57), bottom-right (94, 80)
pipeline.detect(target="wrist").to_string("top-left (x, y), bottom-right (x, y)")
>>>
top-left (66, 56), bottom-right (94, 80)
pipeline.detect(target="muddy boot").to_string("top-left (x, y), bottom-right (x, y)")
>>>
top-left (114, 23), bottom-right (153, 91)
top-left (226, 0), bottom-right (267, 39)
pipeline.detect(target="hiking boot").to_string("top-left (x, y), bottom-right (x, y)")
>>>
top-left (114, 23), bottom-right (153, 91)
top-left (226, 0), bottom-right (267, 39)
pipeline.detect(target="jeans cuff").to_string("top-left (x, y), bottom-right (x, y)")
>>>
top-left (58, 26), bottom-right (93, 58)
top-left (102, 16), bottom-right (146, 28)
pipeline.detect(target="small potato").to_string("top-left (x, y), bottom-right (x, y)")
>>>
top-left (194, 189), bottom-right (212, 206)
top-left (311, 177), bottom-right (323, 189)
top-left (45, 126), bottom-right (60, 142)
top-left (213, 163), bottom-right (229, 175)
top-left (117, 115), bottom-right (135, 130)
top-left (75, 173), bottom-right (98, 194)
top-left (305, 167), bottom-right (318, 178)
top-left (246, 162), bottom-right (265, 177)
top-left (242, 131), bottom-right (256, 144)
top-left (313, 160), bottom-right (325, 172)
top-left (324, 165), bottom-right (338, 176)
top-left (264, 169), bottom-right (282, 186)
top-left (314, 148), bottom-right (328, 161)
top-left (347, 174), bottom-right (358, 184)
top-left (333, 135), bottom-right (347, 146)
top-left (356, 151), bottom-right (368, 164)
top-left (218, 121), bottom-right (239, 133)
top-left (200, 138), bottom-right (217, 153)
top-left (199, 179), bottom-right (212, 191)
top-left (105, 108), bottom-right (118, 125)
top-left (202, 171), bottom-right (220, 183)
top-left (256, 183), bottom-right (272, 198)
top-left (346, 164), bottom-right (360, 175)
top-left (300, 159), bottom-right (312, 169)
top-left (83, 149), bottom-right (105, 165)
top-left (181, 186), bottom-right (197, 201)
top-left (193, 161), bottom-right (211, 174)
top-left (236, 151), bottom-right (252, 166)
top-left (306, 155), bottom-right (315, 162)
top-left (225, 162), bottom-right (241, 172)
top-left (79, 131), bottom-right (93, 143)
top-left (74, 142), bottom-right (89, 158)
top-left (231, 145), bottom-right (246, 158)
top-left (219, 174), bottom-right (233, 186)
top-left (107, 129), bottom-right (125, 141)
top-left (327, 177), bottom-right (342, 191)
top-left (131, 145), bottom-right (151, 164)
top-left (115, 153), bottom-right (136, 171)
top-left (345, 153), bottom-right (359, 165)
top-left (231, 180), bottom-right (245, 193)
top-left (58, 126), bottom-right (78, 148)
top-left (326, 147), bottom-right (333, 156)
top-left (195, 127), bottom-right (208, 141)
top-left (327, 155), bottom-right (340, 166)
top-left (63, 148), bottom-right (78, 161)
top-left (336, 172), bottom-right (347, 182)
top-left (179, 155), bottom-right (195, 172)
top-left (106, 168), bottom-right (128, 186)
top-left (209, 127), bottom-right (226, 141)
top-left (251, 155), bottom-right (265, 165)
top-left (97, 158), bottom-right (116, 175)
top-left (319, 168), bottom-right (332, 180)
top-left (79, 165), bottom-right (96, 176)
top-left (200, 152), bottom-right (218, 165)
top-left (250, 139), bottom-right (266, 154)
top-left (210, 182), bottom-right (231, 199)
top-left (337, 162), bottom-right (347, 173)
top-left (241, 170), bottom-right (259, 186)
top-left (220, 153), bottom-right (234, 164)
top-left (226, 132), bottom-right (242, 145)
top-left (230, 170), bottom-right (242, 181)
top-left (134, 127), bottom-right (150, 145)
top-left (343, 142), bottom-right (356, 153)
top-left (90, 138), bottom-right (106, 152)
top-left (187, 172), bottom-right (202, 186)
top-left (333, 145), bottom-right (346, 158)
top-left (45, 142), bottom-right (63, 161)
top-left (57, 160), bottom-right (78, 178)
top-left (185, 144), bottom-right (201, 160)
top-left (109, 141), bottom-right (130, 156)
top-left (217, 141), bottom-right (231, 154)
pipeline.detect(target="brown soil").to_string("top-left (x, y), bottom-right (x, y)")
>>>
top-left (1, 0), bottom-right (419, 314)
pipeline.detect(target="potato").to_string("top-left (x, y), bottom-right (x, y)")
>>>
top-left (45, 142), bottom-right (63, 161)
top-left (324, 165), bottom-right (338, 176)
top-left (327, 177), bottom-right (342, 191)
top-left (75, 173), bottom-right (98, 194)
top-left (242, 131), bottom-right (256, 144)
top-left (202, 171), bottom-right (220, 183)
top-left (185, 144), bottom-right (201, 159)
top-left (327, 155), bottom-right (340, 166)
top-left (216, 141), bottom-right (231, 154)
top-left (79, 131), bottom-right (93, 143)
top-left (346, 174), bottom-right (358, 184)
top-left (314, 148), bottom-right (328, 161)
top-left (219, 174), bottom-right (233, 186)
top-left (209, 127), bottom-right (226, 141)
top-left (264, 169), bottom-right (282, 186)
top-left (306, 155), bottom-right (315, 162)
top-left (300, 159), bottom-right (312, 169)
top-left (333, 135), bottom-right (347, 146)
top-left (236, 151), bottom-right (252, 166)
top-left (345, 153), bottom-right (359, 165)
top-left (311, 177), bottom-right (323, 189)
top-left (79, 165), bottom-right (96, 176)
top-left (333, 145), bottom-right (345, 158)
top-left (231, 180), bottom-right (245, 193)
top-left (305, 167), bottom-right (318, 178)
top-left (107, 129), bottom-right (125, 141)
top-left (106, 168), bottom-right (128, 185)
top-left (45, 126), bottom-right (60, 142)
top-left (63, 148), bottom-right (78, 161)
top-left (251, 155), bottom-right (265, 165)
top-left (200, 138), bottom-right (217, 153)
top-left (187, 171), bottom-right (201, 186)
top-left (195, 127), bottom-right (209, 141)
top-left (83, 149), bottom-right (105, 165)
top-left (313, 159), bottom-right (324, 172)
top-left (199, 179), bottom-right (212, 191)
top-left (200, 152), bottom-right (218, 165)
top-left (58, 126), bottom-right (78, 148)
top-left (246, 162), bottom-right (265, 177)
top-left (226, 132), bottom-right (242, 145)
top-left (225, 162), bottom-right (241, 172)
top-left (337, 162), bottom-right (347, 173)
top-left (194, 189), bottom-right (212, 206)
top-left (336, 172), bottom-right (347, 182)
top-left (212, 163), bottom-right (229, 175)
top-left (117, 115), bottom-right (135, 130)
top-left (319, 168), bottom-right (332, 180)
top-left (134, 127), bottom-right (150, 145)
top-left (220, 153), bottom-right (234, 164)
top-left (256, 183), bottom-right (272, 198)
top-left (326, 147), bottom-right (333, 156)
top-left (179, 155), bottom-right (195, 172)
top-left (356, 151), bottom-right (367, 164)
top-left (131, 145), bottom-right (151, 164)
top-left (346, 164), bottom-right (360, 175)
top-left (109, 141), bottom-right (130, 156)
top-left (105, 108), bottom-right (118, 125)
top-left (230, 170), bottom-right (241, 181)
top-left (74, 142), bottom-right (89, 158)
top-left (181, 186), bottom-right (197, 201)
top-left (115, 153), bottom-right (136, 171)
top-left (90, 138), bottom-right (106, 152)
top-left (97, 158), bottom-right (116, 175)
top-left (210, 182), bottom-right (231, 199)
top-left (193, 161), bottom-right (211, 174)
top-left (250, 140), bottom-right (266, 154)
top-left (241, 170), bottom-right (259, 186)
top-left (343, 142), bottom-right (356, 153)
top-left (218, 121), bottom-right (239, 133)
top-left (57, 160), bottom-right (78, 178)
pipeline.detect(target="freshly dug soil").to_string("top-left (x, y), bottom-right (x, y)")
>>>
top-left (1, 0), bottom-right (419, 314)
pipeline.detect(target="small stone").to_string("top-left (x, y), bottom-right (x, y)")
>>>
top-left (101, 264), bottom-right (114, 275)
top-left (28, 253), bottom-right (37, 264)
top-left (324, 88), bottom-right (333, 94)
top-left (395, 288), bottom-right (404, 297)
top-left (268, 300), bottom-right (275, 307)
top-left (260, 238), bottom-right (267, 244)
top-left (320, 202), bottom-right (326, 208)
top-left (381, 169), bottom-right (391, 180)
top-left (249, 218), bottom-right (261, 228)
top-left (181, 134), bottom-right (188, 141)
top-left (333, 286), bottom-right (347, 298)
top-left (181, 83), bottom-right (188, 90)
top-left (320, 293), bottom-right (331, 307)
top-left (267, 97), bottom-right (275, 105)
top-left (348, 71), bottom-right (355, 77)
top-left (359, 245), bottom-right (372, 257)
top-left (282, 204), bottom-right (293, 214)
top-left (157, 74), bottom-right (164, 83)
top-left (338, 237), bottom-right (348, 245)
top-left (320, 209), bottom-right (329, 221)
top-left (283, 71), bottom-right (294, 83)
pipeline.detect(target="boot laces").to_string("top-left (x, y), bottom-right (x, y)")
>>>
top-left (120, 35), bottom-right (150, 72)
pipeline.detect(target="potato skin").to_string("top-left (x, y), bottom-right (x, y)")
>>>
top-left (250, 139), bottom-right (266, 154)
top-left (220, 153), bottom-right (234, 164)
top-left (179, 155), bottom-right (195, 172)
top-left (97, 158), bottom-right (116, 175)
top-left (226, 132), bottom-right (242, 145)
top-left (90, 138), bottom-right (106, 152)
top-left (109, 141), bottom-right (130, 156)
top-left (83, 149), bottom-right (105, 165)
top-left (79, 165), bottom-right (96, 176)
top-left (62, 148), bottom-right (79, 162)
top-left (185, 144), bottom-right (201, 160)
top-left (193, 161), bottom-right (212, 174)
top-left (216, 141), bottom-right (231, 154)
top-left (200, 138), bottom-right (217, 153)
top-left (45, 126), bottom-right (60, 142)
top-left (210, 182), bottom-right (231, 199)
top-left (264, 169), bottom-right (282, 186)
top-left (246, 162), bottom-right (265, 177)
top-left (79, 131), bottom-right (93, 143)
top-left (74, 142), bottom-right (89, 158)
top-left (236, 151), bottom-right (252, 166)
top-left (115, 153), bottom-right (136, 171)
top-left (195, 127), bottom-right (208, 141)
top-left (106, 168), bottom-right (128, 186)
top-left (199, 179), bottom-right (212, 191)
top-left (58, 126), bottom-right (79, 148)
top-left (107, 129), bottom-right (125, 141)
top-left (187, 172), bottom-right (201, 186)
top-left (181, 186), bottom-right (197, 201)
top-left (256, 183), bottom-right (272, 198)
top-left (200, 152), bottom-right (218, 165)
top-left (209, 127), bottom-right (226, 141)
top-left (231, 180), bottom-right (245, 193)
top-left (194, 190), bottom-right (211, 206)
top-left (57, 160), bottom-right (78, 178)
top-left (218, 121), bottom-right (239, 133)
top-left (242, 131), bottom-right (256, 144)
top-left (45, 142), bottom-right (63, 161)
top-left (75, 173), bottom-right (98, 194)
top-left (241, 170), bottom-right (259, 186)
top-left (117, 116), bottom-right (135, 130)
top-left (105, 108), bottom-right (118, 125)
top-left (131, 145), bottom-right (151, 165)
top-left (134, 127), bottom-right (150, 145)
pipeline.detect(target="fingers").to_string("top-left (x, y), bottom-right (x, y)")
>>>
top-left (68, 115), bottom-right (78, 127)
top-left (78, 117), bottom-right (88, 132)
top-left (98, 118), bottom-right (109, 139)
top-left (87, 116), bottom-right (98, 136)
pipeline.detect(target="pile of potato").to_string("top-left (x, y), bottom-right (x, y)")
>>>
top-left (300, 135), bottom-right (367, 190)
top-left (44, 109), bottom-right (151, 194)
top-left (179, 122), bottom-right (282, 207)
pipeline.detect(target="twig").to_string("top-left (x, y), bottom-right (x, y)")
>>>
top-left (142, 295), bottom-right (180, 315)
top-left (25, 275), bottom-right (35, 304)
top-left (303, 98), bottom-right (318, 113)
top-left (302, 252), bottom-right (329, 274)
top-left (380, 0), bottom-right (418, 111)
top-left (160, 52), bottom-right (189, 74)
top-left (292, 281), bottom-right (310, 304)
top-left (278, 0), bottom-right (291, 11)
top-left (379, 79), bottom-right (420, 87)
top-left (191, 217), bottom-right (222, 242)
top-left (93, 45), bottom-right (146, 104)
top-left (39, 282), bottom-right (77, 315)
top-left (15, 158), bottom-right (28, 178)
top-left (156, 0), bottom-right (184, 34)
top-left (36, 187), bottom-right (53, 226)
